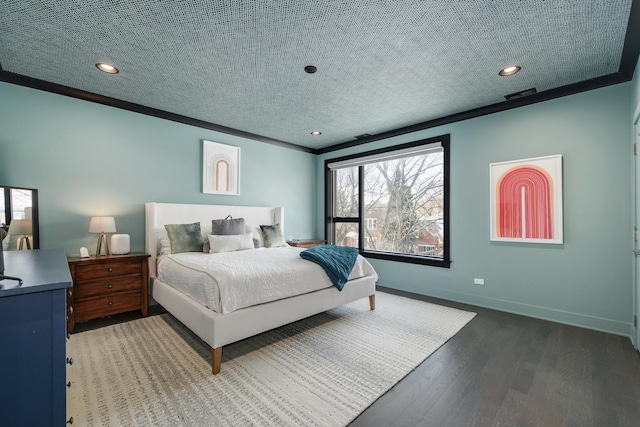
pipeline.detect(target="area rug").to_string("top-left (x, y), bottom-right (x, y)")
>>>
top-left (66, 292), bottom-right (476, 426)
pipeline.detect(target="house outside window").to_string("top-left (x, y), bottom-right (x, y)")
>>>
top-left (325, 135), bottom-right (450, 268)
top-left (417, 244), bottom-right (437, 255)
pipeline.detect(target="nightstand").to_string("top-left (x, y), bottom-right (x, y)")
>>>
top-left (287, 239), bottom-right (327, 248)
top-left (66, 253), bottom-right (149, 333)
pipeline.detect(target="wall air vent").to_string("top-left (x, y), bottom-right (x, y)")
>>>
top-left (504, 88), bottom-right (537, 100)
top-left (355, 133), bottom-right (372, 139)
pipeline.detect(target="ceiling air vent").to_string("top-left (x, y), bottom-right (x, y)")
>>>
top-left (504, 88), bottom-right (537, 100)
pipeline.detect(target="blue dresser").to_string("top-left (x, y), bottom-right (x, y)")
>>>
top-left (0, 249), bottom-right (73, 426)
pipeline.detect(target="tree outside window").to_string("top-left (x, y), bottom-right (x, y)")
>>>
top-left (326, 135), bottom-right (450, 268)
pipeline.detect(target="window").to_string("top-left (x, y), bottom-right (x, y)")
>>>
top-left (1, 187), bottom-right (33, 225)
top-left (325, 135), bottom-right (450, 268)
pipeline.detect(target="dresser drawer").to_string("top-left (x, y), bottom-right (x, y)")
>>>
top-left (74, 291), bottom-right (143, 322)
top-left (74, 276), bottom-right (142, 300)
top-left (75, 259), bottom-right (141, 281)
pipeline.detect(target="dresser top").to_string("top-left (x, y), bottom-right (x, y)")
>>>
top-left (0, 248), bottom-right (73, 297)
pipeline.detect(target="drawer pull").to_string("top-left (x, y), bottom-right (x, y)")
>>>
top-left (66, 357), bottom-right (73, 365)
top-left (107, 284), bottom-right (113, 289)
top-left (67, 381), bottom-right (72, 388)
top-left (108, 301), bottom-right (113, 306)
top-left (67, 333), bottom-right (71, 340)
top-left (68, 306), bottom-right (74, 314)
top-left (67, 290), bottom-right (72, 297)
top-left (108, 267), bottom-right (113, 272)
top-left (67, 417), bottom-right (74, 425)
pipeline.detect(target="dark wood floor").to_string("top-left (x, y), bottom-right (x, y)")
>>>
top-left (72, 287), bottom-right (640, 427)
top-left (351, 287), bottom-right (640, 427)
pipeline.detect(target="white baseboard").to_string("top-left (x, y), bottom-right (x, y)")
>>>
top-left (385, 284), bottom-right (632, 339)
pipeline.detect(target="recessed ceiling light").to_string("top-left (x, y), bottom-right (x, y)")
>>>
top-left (499, 65), bottom-right (521, 76)
top-left (311, 131), bottom-right (322, 136)
top-left (96, 63), bottom-right (119, 74)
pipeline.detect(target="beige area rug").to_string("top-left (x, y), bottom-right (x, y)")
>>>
top-left (67, 292), bottom-right (476, 426)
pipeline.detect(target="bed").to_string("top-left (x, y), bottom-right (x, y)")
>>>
top-left (145, 202), bottom-right (378, 374)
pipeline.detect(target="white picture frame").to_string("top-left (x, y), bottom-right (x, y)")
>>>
top-left (202, 140), bottom-right (241, 195)
top-left (489, 154), bottom-right (563, 244)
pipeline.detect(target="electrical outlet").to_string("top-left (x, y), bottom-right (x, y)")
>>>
top-left (474, 278), bottom-right (485, 285)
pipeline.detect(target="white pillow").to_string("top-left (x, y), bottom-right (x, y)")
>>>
top-left (155, 228), bottom-right (172, 255)
top-left (245, 224), bottom-right (264, 248)
top-left (208, 232), bottom-right (254, 253)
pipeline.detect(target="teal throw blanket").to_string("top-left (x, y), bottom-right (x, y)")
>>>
top-left (300, 245), bottom-right (358, 291)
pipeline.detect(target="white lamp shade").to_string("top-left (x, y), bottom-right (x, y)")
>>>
top-left (8, 219), bottom-right (32, 235)
top-left (89, 216), bottom-right (116, 234)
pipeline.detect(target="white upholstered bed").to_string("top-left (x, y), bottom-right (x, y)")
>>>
top-left (145, 202), bottom-right (377, 374)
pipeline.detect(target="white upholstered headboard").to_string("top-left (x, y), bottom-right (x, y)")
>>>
top-left (145, 202), bottom-right (284, 278)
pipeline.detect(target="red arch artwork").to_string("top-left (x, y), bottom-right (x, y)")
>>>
top-left (496, 165), bottom-right (554, 239)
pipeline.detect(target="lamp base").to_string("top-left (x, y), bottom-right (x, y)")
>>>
top-left (17, 236), bottom-right (31, 251)
top-left (95, 233), bottom-right (111, 256)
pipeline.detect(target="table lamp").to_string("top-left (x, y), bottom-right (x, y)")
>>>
top-left (89, 216), bottom-right (116, 256)
top-left (7, 219), bottom-right (33, 250)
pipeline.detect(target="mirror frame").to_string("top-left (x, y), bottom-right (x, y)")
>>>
top-left (1, 186), bottom-right (39, 249)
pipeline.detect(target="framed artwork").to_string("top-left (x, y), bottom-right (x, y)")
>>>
top-left (202, 140), bottom-right (241, 195)
top-left (489, 154), bottom-right (563, 244)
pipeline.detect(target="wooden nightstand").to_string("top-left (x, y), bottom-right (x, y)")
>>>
top-left (66, 253), bottom-right (149, 333)
top-left (287, 239), bottom-right (327, 248)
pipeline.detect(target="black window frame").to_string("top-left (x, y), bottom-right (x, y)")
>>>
top-left (324, 134), bottom-right (450, 268)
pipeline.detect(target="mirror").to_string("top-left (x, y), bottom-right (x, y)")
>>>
top-left (0, 186), bottom-right (39, 250)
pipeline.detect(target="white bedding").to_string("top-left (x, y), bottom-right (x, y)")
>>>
top-left (157, 246), bottom-right (377, 314)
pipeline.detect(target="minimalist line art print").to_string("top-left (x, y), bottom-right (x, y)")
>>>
top-left (203, 140), bottom-right (240, 195)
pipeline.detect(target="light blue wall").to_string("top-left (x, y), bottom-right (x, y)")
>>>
top-left (633, 55), bottom-right (640, 116)
top-left (2, 79), bottom-right (635, 338)
top-left (317, 83), bottom-right (633, 337)
top-left (0, 82), bottom-right (317, 256)
top-left (632, 55), bottom-right (640, 347)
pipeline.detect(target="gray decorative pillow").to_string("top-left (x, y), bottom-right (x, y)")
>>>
top-left (164, 222), bottom-right (204, 254)
top-left (260, 223), bottom-right (288, 248)
top-left (205, 217), bottom-right (246, 252)
top-left (211, 217), bottom-right (245, 235)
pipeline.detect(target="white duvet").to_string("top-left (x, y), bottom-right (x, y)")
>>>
top-left (157, 246), bottom-right (377, 314)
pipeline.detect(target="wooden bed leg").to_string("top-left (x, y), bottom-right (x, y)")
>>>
top-left (212, 347), bottom-right (222, 375)
top-left (369, 294), bottom-right (375, 310)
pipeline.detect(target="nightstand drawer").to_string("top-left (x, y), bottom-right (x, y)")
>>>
top-left (75, 259), bottom-right (141, 281)
top-left (74, 291), bottom-right (143, 321)
top-left (74, 276), bottom-right (142, 300)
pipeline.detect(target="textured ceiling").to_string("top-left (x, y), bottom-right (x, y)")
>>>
top-left (0, 1), bottom-right (637, 151)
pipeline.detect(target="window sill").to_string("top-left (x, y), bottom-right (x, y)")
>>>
top-left (362, 250), bottom-right (451, 268)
